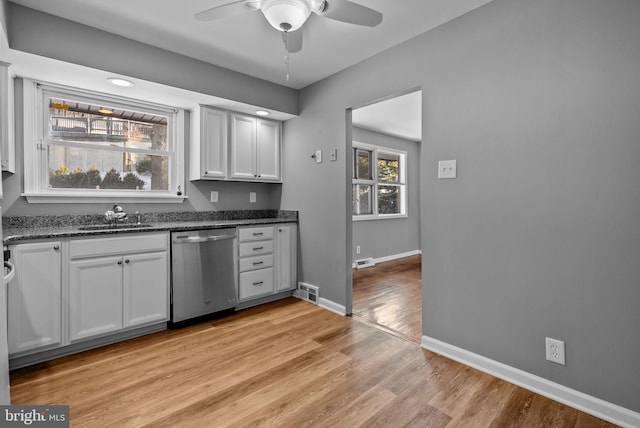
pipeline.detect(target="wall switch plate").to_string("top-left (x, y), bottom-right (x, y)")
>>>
top-left (210, 191), bottom-right (218, 203)
top-left (250, 192), bottom-right (256, 203)
top-left (330, 148), bottom-right (337, 161)
top-left (545, 337), bottom-right (566, 365)
top-left (315, 150), bottom-right (322, 163)
top-left (356, 245), bottom-right (361, 254)
top-left (438, 160), bottom-right (457, 179)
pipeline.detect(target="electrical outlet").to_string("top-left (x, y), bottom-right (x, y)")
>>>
top-left (249, 192), bottom-right (256, 203)
top-left (545, 337), bottom-right (566, 365)
top-left (210, 191), bottom-right (218, 203)
top-left (356, 246), bottom-right (361, 254)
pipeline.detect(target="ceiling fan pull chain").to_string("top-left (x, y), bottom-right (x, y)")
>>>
top-left (284, 31), bottom-right (291, 82)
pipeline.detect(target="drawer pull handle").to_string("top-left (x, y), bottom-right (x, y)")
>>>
top-left (252, 232), bottom-right (264, 236)
top-left (253, 281), bottom-right (264, 286)
top-left (253, 246), bottom-right (264, 251)
top-left (253, 261), bottom-right (264, 265)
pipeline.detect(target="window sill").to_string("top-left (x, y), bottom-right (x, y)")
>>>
top-left (22, 192), bottom-right (187, 204)
top-left (353, 214), bottom-right (408, 222)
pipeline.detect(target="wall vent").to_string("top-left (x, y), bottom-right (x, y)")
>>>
top-left (294, 282), bottom-right (319, 304)
top-left (355, 257), bottom-right (375, 269)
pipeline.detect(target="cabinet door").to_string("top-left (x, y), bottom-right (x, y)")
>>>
top-left (7, 242), bottom-right (62, 355)
top-left (275, 224), bottom-right (298, 292)
top-left (69, 257), bottom-right (123, 342)
top-left (256, 119), bottom-right (281, 181)
top-left (229, 114), bottom-right (257, 180)
top-left (123, 252), bottom-right (169, 328)
top-left (200, 107), bottom-right (227, 179)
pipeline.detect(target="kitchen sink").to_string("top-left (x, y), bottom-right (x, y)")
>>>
top-left (78, 223), bottom-right (154, 230)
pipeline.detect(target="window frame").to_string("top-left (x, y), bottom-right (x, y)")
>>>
top-left (352, 141), bottom-right (407, 221)
top-left (22, 79), bottom-right (186, 203)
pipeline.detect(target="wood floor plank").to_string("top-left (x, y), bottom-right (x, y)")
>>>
top-left (9, 298), bottom-right (618, 427)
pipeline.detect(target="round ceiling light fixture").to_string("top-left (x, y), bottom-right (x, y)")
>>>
top-left (256, 110), bottom-right (270, 116)
top-left (261, 0), bottom-right (311, 32)
top-left (107, 77), bottom-right (135, 87)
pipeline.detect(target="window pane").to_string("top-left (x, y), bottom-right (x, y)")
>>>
top-left (352, 184), bottom-right (373, 215)
top-left (377, 152), bottom-right (400, 183)
top-left (48, 97), bottom-right (168, 151)
top-left (355, 149), bottom-right (372, 179)
top-left (378, 185), bottom-right (401, 214)
top-left (48, 146), bottom-right (168, 191)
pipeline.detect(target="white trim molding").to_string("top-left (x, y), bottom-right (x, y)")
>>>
top-left (352, 250), bottom-right (421, 269)
top-left (421, 335), bottom-right (640, 428)
top-left (318, 298), bottom-right (347, 316)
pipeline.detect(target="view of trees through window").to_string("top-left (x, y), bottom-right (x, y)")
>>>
top-left (46, 96), bottom-right (170, 191)
top-left (352, 144), bottom-right (406, 218)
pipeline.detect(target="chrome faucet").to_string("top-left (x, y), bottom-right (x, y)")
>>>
top-left (105, 204), bottom-right (127, 224)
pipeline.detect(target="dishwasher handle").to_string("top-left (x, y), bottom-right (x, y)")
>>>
top-left (173, 234), bottom-right (236, 244)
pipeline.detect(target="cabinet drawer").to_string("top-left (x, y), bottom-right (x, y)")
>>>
top-left (239, 254), bottom-right (273, 273)
top-left (239, 240), bottom-right (273, 257)
top-left (69, 233), bottom-right (168, 259)
top-left (238, 226), bottom-right (274, 242)
top-left (239, 268), bottom-right (274, 300)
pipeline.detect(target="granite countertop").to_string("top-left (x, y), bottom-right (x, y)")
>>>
top-left (2, 210), bottom-right (298, 244)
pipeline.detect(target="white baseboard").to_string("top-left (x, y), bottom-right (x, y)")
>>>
top-left (352, 250), bottom-right (421, 268)
top-left (421, 335), bottom-right (640, 428)
top-left (318, 298), bottom-right (347, 316)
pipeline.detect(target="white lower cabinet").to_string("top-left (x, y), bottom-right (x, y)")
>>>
top-left (123, 252), bottom-right (169, 328)
top-left (7, 241), bottom-right (62, 355)
top-left (69, 257), bottom-right (123, 341)
top-left (237, 224), bottom-right (297, 303)
top-left (8, 233), bottom-right (170, 363)
top-left (68, 233), bottom-right (169, 343)
top-left (275, 224), bottom-right (297, 292)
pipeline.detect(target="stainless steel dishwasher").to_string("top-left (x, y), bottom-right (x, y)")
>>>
top-left (171, 229), bottom-right (238, 323)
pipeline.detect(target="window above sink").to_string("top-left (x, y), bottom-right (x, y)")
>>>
top-left (21, 80), bottom-right (186, 204)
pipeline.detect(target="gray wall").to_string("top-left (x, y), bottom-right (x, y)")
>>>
top-left (351, 127), bottom-right (420, 261)
top-left (281, 0), bottom-right (640, 413)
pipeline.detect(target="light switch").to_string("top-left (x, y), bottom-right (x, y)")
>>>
top-left (315, 150), bottom-right (322, 163)
top-left (249, 192), bottom-right (256, 203)
top-left (438, 160), bottom-right (457, 179)
top-left (330, 148), bottom-right (337, 161)
top-left (210, 191), bottom-right (218, 203)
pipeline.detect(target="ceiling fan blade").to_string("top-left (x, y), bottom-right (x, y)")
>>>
top-left (321, 0), bottom-right (383, 27)
top-left (282, 30), bottom-right (303, 53)
top-left (194, 0), bottom-right (252, 21)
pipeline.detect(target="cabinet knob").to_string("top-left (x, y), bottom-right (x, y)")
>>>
top-left (53, 245), bottom-right (60, 251)
top-left (204, 171), bottom-right (208, 175)
top-left (125, 259), bottom-right (130, 264)
top-left (117, 260), bottom-right (123, 265)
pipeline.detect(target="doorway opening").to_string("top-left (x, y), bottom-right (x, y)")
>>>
top-left (349, 89), bottom-right (423, 343)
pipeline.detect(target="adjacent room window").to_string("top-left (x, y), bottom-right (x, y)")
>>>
top-left (23, 80), bottom-right (185, 203)
top-left (352, 142), bottom-right (407, 220)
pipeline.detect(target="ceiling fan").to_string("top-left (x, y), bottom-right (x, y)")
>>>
top-left (194, 0), bottom-right (383, 53)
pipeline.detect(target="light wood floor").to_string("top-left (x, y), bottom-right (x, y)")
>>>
top-left (352, 255), bottom-right (422, 343)
top-left (10, 298), bottom-right (615, 427)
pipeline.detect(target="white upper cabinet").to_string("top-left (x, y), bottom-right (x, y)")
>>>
top-left (190, 106), bottom-right (228, 180)
top-left (190, 107), bottom-right (282, 182)
top-left (229, 113), bottom-right (281, 182)
top-left (229, 114), bottom-right (257, 180)
top-left (256, 119), bottom-right (281, 181)
top-left (0, 62), bottom-right (15, 175)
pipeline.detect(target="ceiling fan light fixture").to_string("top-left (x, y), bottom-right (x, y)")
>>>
top-left (261, 0), bottom-right (311, 32)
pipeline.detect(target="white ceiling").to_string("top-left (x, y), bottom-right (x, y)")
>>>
top-left (352, 90), bottom-right (422, 142)
top-left (7, 0), bottom-right (494, 90)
